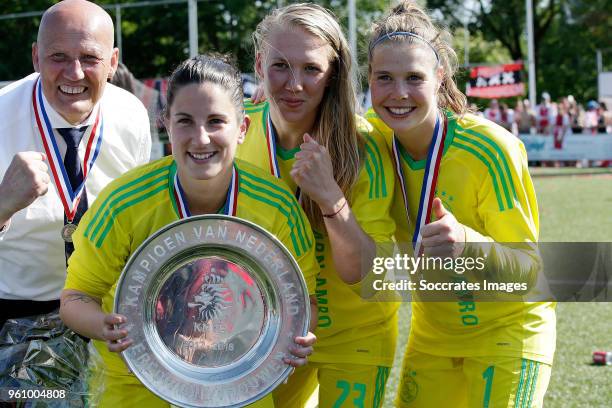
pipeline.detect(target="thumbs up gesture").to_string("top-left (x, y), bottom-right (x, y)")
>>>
top-left (420, 198), bottom-right (466, 258)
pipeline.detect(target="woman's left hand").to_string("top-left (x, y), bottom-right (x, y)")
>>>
top-left (290, 134), bottom-right (343, 212)
top-left (284, 331), bottom-right (316, 367)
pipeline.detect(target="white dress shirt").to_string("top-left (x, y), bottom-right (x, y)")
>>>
top-left (0, 73), bottom-right (151, 301)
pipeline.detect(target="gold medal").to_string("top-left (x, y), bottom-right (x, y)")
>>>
top-left (61, 223), bottom-right (77, 243)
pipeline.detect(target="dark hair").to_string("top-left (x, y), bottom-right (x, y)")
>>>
top-left (110, 62), bottom-right (136, 94)
top-left (165, 54), bottom-right (244, 119)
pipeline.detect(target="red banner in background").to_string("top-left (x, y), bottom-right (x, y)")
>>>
top-left (466, 62), bottom-right (525, 98)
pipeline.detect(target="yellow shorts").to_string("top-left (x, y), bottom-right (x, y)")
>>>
top-left (94, 370), bottom-right (274, 408)
top-left (396, 349), bottom-right (551, 408)
top-left (273, 362), bottom-right (391, 408)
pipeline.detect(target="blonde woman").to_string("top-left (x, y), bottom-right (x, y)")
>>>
top-left (237, 3), bottom-right (398, 407)
top-left (366, 2), bottom-right (555, 407)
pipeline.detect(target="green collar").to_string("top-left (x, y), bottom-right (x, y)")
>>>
top-left (168, 160), bottom-right (235, 217)
top-left (263, 103), bottom-right (301, 160)
top-left (397, 110), bottom-right (456, 170)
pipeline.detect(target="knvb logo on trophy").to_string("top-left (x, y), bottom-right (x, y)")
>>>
top-left (155, 257), bottom-right (259, 364)
top-left (188, 269), bottom-right (230, 325)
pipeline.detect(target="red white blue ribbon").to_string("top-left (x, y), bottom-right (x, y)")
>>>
top-left (391, 113), bottom-right (447, 255)
top-left (32, 77), bottom-right (103, 222)
top-left (265, 111), bottom-right (302, 202)
top-left (173, 166), bottom-right (238, 219)
top-left (265, 113), bottom-right (281, 178)
top-left (173, 173), bottom-right (190, 219)
top-left (223, 166), bottom-right (239, 216)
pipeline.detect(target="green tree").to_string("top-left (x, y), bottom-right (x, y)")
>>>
top-left (0, 0), bottom-right (391, 81)
top-left (98, 0), bottom-right (278, 78)
top-left (536, 0), bottom-right (612, 100)
top-left (427, 0), bottom-right (611, 101)
top-left (0, 0), bottom-right (277, 79)
top-left (428, 0), bottom-right (560, 63)
top-left (0, 0), bottom-right (54, 80)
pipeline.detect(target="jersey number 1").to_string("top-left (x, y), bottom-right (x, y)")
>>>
top-left (482, 365), bottom-right (495, 408)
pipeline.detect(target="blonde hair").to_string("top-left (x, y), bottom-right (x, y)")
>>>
top-left (368, 1), bottom-right (468, 115)
top-left (252, 3), bottom-right (363, 229)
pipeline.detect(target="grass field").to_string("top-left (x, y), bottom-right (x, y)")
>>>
top-left (381, 168), bottom-right (612, 408)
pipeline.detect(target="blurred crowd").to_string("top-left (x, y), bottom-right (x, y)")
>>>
top-left (475, 93), bottom-right (612, 137)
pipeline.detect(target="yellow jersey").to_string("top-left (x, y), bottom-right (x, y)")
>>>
top-left (366, 108), bottom-right (556, 365)
top-left (238, 101), bottom-right (399, 366)
top-left (65, 156), bottom-right (319, 374)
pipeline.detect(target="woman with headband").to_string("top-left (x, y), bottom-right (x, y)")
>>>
top-left (366, 2), bottom-right (554, 407)
top-left (238, 3), bottom-right (398, 407)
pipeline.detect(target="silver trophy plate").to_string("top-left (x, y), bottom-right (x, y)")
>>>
top-left (114, 215), bottom-right (310, 407)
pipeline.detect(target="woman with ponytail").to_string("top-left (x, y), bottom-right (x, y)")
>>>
top-left (61, 54), bottom-right (318, 407)
top-left (366, 2), bottom-right (555, 407)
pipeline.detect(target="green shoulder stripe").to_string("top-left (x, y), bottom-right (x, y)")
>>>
top-left (363, 155), bottom-right (377, 199)
top-left (240, 170), bottom-right (311, 252)
top-left (452, 139), bottom-right (506, 211)
top-left (364, 134), bottom-right (388, 199)
top-left (261, 102), bottom-right (269, 134)
top-left (239, 184), bottom-right (301, 256)
top-left (244, 99), bottom-right (266, 114)
top-left (454, 132), bottom-right (513, 210)
top-left (84, 166), bottom-right (171, 241)
top-left (239, 182), bottom-right (305, 257)
top-left (245, 106), bottom-right (266, 114)
top-left (168, 162), bottom-right (179, 218)
top-left (457, 126), bottom-right (518, 202)
top-left (93, 182), bottom-right (168, 248)
top-left (238, 168), bottom-right (312, 254)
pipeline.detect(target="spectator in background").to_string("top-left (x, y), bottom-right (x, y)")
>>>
top-left (109, 61), bottom-right (135, 94)
top-left (597, 101), bottom-right (611, 134)
top-left (598, 101), bottom-right (612, 167)
top-left (524, 99), bottom-right (535, 118)
top-left (515, 99), bottom-right (535, 134)
top-left (584, 100), bottom-right (600, 134)
top-left (536, 91), bottom-right (556, 135)
top-left (499, 102), bottom-right (515, 134)
top-left (567, 95), bottom-right (584, 134)
top-left (553, 99), bottom-right (571, 150)
top-left (484, 98), bottom-right (500, 123)
top-left (111, 62), bottom-right (163, 159)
